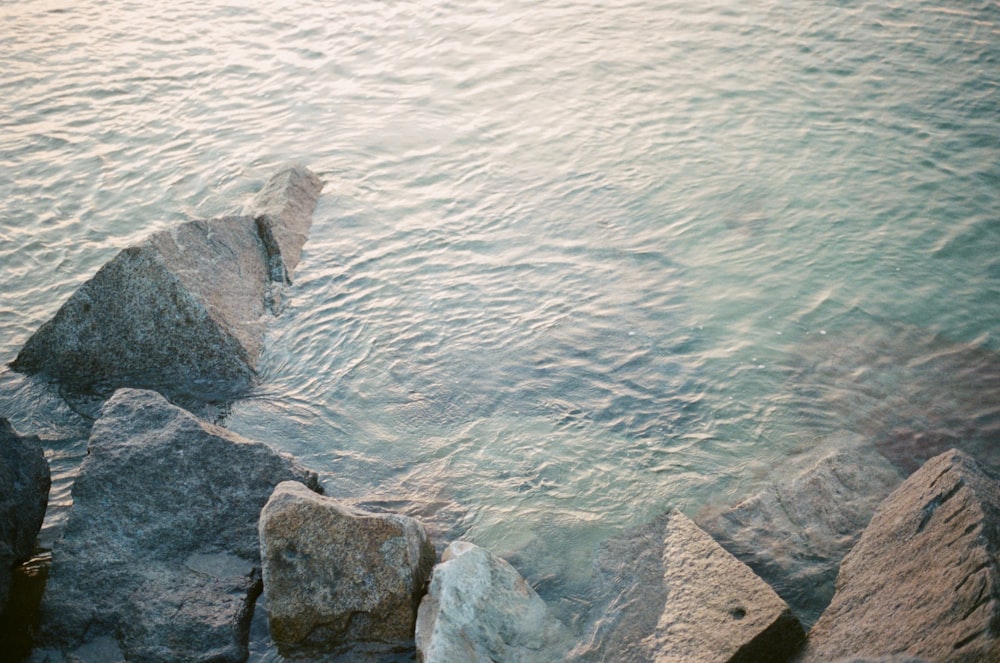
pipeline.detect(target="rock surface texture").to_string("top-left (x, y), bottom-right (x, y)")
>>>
top-left (415, 540), bottom-right (572, 663)
top-left (10, 165), bottom-right (322, 403)
top-left (575, 510), bottom-right (804, 662)
top-left (798, 449), bottom-right (1000, 662)
top-left (35, 388), bottom-right (320, 663)
top-left (0, 418), bottom-right (50, 610)
top-left (705, 432), bottom-right (904, 625)
top-left (652, 510), bottom-right (804, 662)
top-left (259, 481), bottom-right (435, 650)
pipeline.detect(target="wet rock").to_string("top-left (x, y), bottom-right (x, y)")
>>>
top-left (0, 418), bottom-right (50, 611)
top-left (35, 388), bottom-right (320, 663)
top-left (415, 540), bottom-right (572, 663)
top-left (703, 432), bottom-right (904, 625)
top-left (10, 165), bottom-right (323, 404)
top-left (574, 510), bottom-right (804, 662)
top-left (258, 481), bottom-right (435, 650)
top-left (242, 164), bottom-right (321, 283)
top-left (798, 449), bottom-right (1000, 662)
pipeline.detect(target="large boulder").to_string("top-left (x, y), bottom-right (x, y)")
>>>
top-left (704, 432), bottom-right (904, 625)
top-left (258, 480), bottom-right (435, 650)
top-left (798, 449), bottom-right (1000, 662)
top-left (415, 540), bottom-right (572, 663)
top-left (10, 165), bottom-right (322, 403)
top-left (35, 388), bottom-right (321, 663)
top-left (574, 510), bottom-right (804, 662)
top-left (0, 418), bottom-right (50, 610)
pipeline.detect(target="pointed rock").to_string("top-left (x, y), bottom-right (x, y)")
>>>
top-left (242, 164), bottom-right (322, 282)
top-left (415, 541), bottom-right (572, 663)
top-left (11, 165), bottom-right (322, 403)
top-left (704, 432), bottom-right (904, 625)
top-left (259, 481), bottom-right (435, 650)
top-left (652, 510), bottom-right (804, 662)
top-left (575, 510), bottom-right (804, 662)
top-left (798, 449), bottom-right (1000, 662)
top-left (35, 388), bottom-right (320, 663)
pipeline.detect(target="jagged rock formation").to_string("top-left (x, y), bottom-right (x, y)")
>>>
top-left (703, 432), bottom-right (904, 625)
top-left (35, 389), bottom-right (320, 663)
top-left (574, 510), bottom-right (804, 662)
top-left (798, 449), bottom-right (1000, 662)
top-left (415, 541), bottom-right (572, 663)
top-left (10, 165), bottom-right (322, 403)
top-left (259, 481), bottom-right (435, 650)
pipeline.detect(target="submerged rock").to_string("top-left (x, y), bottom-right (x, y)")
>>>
top-left (703, 432), bottom-right (904, 625)
top-left (788, 316), bottom-right (1000, 474)
top-left (10, 165), bottom-right (323, 404)
top-left (575, 510), bottom-right (804, 662)
top-left (258, 481), bottom-right (435, 650)
top-left (0, 418), bottom-right (50, 611)
top-left (798, 449), bottom-right (1000, 662)
top-left (415, 541), bottom-right (572, 663)
top-left (35, 388), bottom-right (320, 663)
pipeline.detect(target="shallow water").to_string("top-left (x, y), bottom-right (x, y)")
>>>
top-left (2, 0), bottom-right (999, 657)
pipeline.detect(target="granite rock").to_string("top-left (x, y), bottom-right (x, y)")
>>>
top-left (0, 418), bottom-right (50, 610)
top-left (11, 165), bottom-right (322, 403)
top-left (259, 480), bottom-right (435, 649)
top-left (798, 449), bottom-right (1000, 662)
top-left (415, 540), bottom-right (572, 663)
top-left (36, 388), bottom-right (320, 663)
top-left (703, 432), bottom-right (904, 625)
top-left (574, 510), bottom-right (804, 662)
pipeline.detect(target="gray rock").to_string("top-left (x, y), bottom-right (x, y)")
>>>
top-left (798, 449), bottom-right (1000, 662)
top-left (242, 164), bottom-right (321, 283)
top-left (259, 481), bottom-right (435, 649)
top-left (415, 540), bottom-right (572, 663)
top-left (0, 418), bottom-right (50, 610)
top-left (703, 432), bottom-right (904, 626)
top-left (574, 510), bottom-right (804, 663)
top-left (11, 165), bottom-right (322, 403)
top-left (36, 388), bottom-right (320, 663)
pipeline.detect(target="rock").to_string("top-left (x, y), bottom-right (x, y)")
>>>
top-left (798, 449), bottom-right (1000, 662)
top-left (703, 432), bottom-right (904, 625)
top-left (574, 510), bottom-right (804, 662)
top-left (415, 540), bottom-right (572, 663)
top-left (10, 165), bottom-right (323, 403)
top-left (653, 510), bottom-right (805, 662)
top-left (258, 480), bottom-right (435, 649)
top-left (242, 164), bottom-right (320, 283)
top-left (0, 418), bottom-right (50, 611)
top-left (35, 388), bottom-right (321, 663)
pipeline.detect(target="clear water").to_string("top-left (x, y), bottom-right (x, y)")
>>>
top-left (1, 0), bottom-right (999, 657)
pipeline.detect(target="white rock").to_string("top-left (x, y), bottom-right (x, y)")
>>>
top-left (415, 541), bottom-right (571, 663)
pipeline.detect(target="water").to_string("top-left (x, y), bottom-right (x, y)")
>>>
top-left (1, 0), bottom-right (999, 657)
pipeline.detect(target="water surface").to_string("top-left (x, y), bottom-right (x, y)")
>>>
top-left (1, 0), bottom-right (998, 657)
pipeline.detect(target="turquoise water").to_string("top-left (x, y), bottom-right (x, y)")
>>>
top-left (2, 0), bottom-right (999, 657)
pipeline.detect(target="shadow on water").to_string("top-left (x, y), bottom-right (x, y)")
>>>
top-left (0, 555), bottom-right (48, 663)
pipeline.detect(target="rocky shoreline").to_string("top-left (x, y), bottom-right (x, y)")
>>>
top-left (2, 165), bottom-right (999, 662)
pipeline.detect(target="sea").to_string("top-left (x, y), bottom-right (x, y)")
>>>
top-left (1, 0), bottom-right (998, 660)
